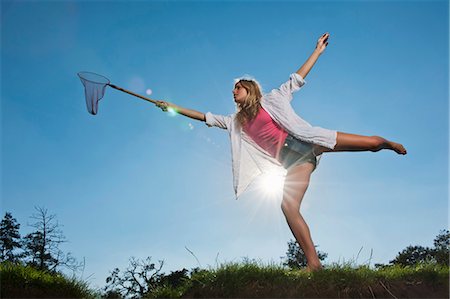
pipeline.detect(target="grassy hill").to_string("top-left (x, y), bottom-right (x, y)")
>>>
top-left (0, 262), bottom-right (98, 298)
top-left (1, 260), bottom-right (448, 298)
top-left (149, 260), bottom-right (449, 298)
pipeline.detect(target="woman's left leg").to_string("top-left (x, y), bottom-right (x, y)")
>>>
top-left (315, 132), bottom-right (407, 155)
top-left (280, 162), bottom-right (323, 272)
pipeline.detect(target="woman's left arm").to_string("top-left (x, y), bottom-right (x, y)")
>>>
top-left (296, 33), bottom-right (330, 79)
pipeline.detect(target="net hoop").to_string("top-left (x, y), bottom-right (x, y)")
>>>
top-left (77, 71), bottom-right (111, 85)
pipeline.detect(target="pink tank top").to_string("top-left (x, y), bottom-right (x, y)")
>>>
top-left (242, 107), bottom-right (288, 160)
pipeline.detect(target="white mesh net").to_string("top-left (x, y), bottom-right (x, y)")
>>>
top-left (77, 72), bottom-right (110, 115)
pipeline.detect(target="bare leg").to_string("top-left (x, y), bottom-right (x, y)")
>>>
top-left (315, 132), bottom-right (407, 155)
top-left (280, 162), bottom-right (323, 272)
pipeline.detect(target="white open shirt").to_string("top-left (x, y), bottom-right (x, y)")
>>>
top-left (205, 73), bottom-right (337, 199)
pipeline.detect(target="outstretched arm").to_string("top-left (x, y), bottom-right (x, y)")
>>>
top-left (296, 33), bottom-right (330, 79)
top-left (154, 100), bottom-right (206, 122)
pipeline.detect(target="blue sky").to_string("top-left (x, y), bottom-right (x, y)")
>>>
top-left (2, 0), bottom-right (448, 290)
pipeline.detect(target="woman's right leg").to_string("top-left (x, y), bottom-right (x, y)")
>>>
top-left (315, 132), bottom-right (407, 155)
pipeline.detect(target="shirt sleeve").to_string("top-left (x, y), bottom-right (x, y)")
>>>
top-left (204, 112), bottom-right (232, 130)
top-left (268, 73), bottom-right (306, 102)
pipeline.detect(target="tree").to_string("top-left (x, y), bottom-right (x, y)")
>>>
top-left (23, 230), bottom-right (57, 270)
top-left (22, 206), bottom-right (82, 273)
top-left (283, 239), bottom-right (328, 269)
top-left (389, 245), bottom-right (435, 266)
top-left (0, 212), bottom-right (22, 263)
top-left (431, 229), bottom-right (449, 266)
top-left (160, 268), bottom-right (190, 289)
top-left (389, 229), bottom-right (450, 267)
top-left (103, 256), bottom-right (165, 299)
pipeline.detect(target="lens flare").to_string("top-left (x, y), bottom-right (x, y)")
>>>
top-left (146, 89), bottom-right (152, 95)
top-left (167, 107), bottom-right (177, 117)
top-left (257, 170), bottom-right (285, 199)
top-left (128, 76), bottom-right (145, 92)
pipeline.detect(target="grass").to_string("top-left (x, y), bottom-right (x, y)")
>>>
top-left (0, 262), bottom-right (99, 298)
top-left (148, 259), bottom-right (449, 298)
top-left (1, 259), bottom-right (448, 298)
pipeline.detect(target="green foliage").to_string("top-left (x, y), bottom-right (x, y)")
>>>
top-left (283, 238), bottom-right (328, 269)
top-left (104, 229), bottom-right (450, 298)
top-left (0, 261), bottom-right (97, 298)
top-left (432, 229), bottom-right (450, 265)
top-left (389, 229), bottom-right (450, 267)
top-left (1, 208), bottom-right (83, 274)
top-left (103, 256), bottom-right (166, 298)
top-left (3, 209), bottom-right (448, 298)
top-left (22, 206), bottom-right (83, 272)
top-left (159, 268), bottom-right (190, 289)
top-left (23, 230), bottom-right (58, 271)
top-left (144, 259), bottom-right (449, 298)
top-left (375, 262), bottom-right (448, 282)
top-left (0, 212), bottom-right (23, 263)
top-left (389, 245), bottom-right (435, 266)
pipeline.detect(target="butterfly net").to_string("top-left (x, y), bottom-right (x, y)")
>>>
top-left (77, 72), bottom-right (110, 115)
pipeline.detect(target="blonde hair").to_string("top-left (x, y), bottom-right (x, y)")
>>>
top-left (234, 77), bottom-right (263, 126)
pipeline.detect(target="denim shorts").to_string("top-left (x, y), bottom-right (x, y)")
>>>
top-left (279, 135), bottom-right (317, 170)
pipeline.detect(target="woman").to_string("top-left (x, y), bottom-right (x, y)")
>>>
top-left (154, 33), bottom-right (407, 272)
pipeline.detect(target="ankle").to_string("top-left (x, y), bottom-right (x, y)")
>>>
top-left (307, 261), bottom-right (323, 269)
top-left (306, 264), bottom-right (323, 272)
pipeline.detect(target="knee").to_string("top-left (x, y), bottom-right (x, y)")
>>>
top-left (281, 199), bottom-right (300, 216)
top-left (369, 136), bottom-right (386, 152)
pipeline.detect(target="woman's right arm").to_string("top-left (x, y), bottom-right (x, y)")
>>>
top-left (155, 100), bottom-right (206, 122)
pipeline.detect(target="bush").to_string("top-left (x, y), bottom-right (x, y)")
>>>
top-left (0, 261), bottom-right (96, 298)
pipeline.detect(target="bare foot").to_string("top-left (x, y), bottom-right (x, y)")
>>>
top-left (305, 264), bottom-right (324, 273)
top-left (388, 141), bottom-right (407, 155)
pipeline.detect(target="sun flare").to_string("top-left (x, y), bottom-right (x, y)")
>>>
top-left (257, 171), bottom-right (285, 199)
top-left (167, 107), bottom-right (177, 117)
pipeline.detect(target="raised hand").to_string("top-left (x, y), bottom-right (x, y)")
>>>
top-left (295, 33), bottom-right (330, 79)
top-left (316, 33), bottom-right (330, 55)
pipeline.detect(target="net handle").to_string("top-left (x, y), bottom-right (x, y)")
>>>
top-left (108, 83), bottom-right (157, 104)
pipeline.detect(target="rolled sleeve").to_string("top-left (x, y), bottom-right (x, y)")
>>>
top-left (291, 73), bottom-right (306, 88)
top-left (205, 112), bottom-right (231, 130)
top-left (279, 73), bottom-right (306, 96)
top-left (268, 73), bottom-right (307, 102)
